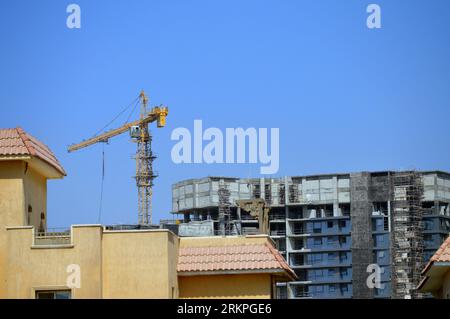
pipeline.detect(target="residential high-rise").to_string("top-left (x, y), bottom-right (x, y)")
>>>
top-left (171, 171), bottom-right (450, 299)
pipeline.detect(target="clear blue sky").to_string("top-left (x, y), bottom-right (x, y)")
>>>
top-left (1, 1), bottom-right (449, 228)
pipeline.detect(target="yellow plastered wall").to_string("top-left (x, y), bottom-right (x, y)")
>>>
top-left (179, 274), bottom-right (272, 299)
top-left (6, 226), bottom-right (103, 298)
top-left (0, 161), bottom-right (41, 298)
top-left (23, 165), bottom-right (47, 231)
top-left (5, 227), bottom-right (179, 299)
top-left (102, 230), bottom-right (179, 299)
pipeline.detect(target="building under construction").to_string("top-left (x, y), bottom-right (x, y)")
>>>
top-left (171, 170), bottom-right (450, 299)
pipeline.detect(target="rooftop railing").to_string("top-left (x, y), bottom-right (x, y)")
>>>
top-left (34, 227), bottom-right (71, 246)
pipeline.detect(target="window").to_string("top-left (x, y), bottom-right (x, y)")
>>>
top-left (338, 220), bottom-right (346, 228)
top-left (313, 254), bottom-right (322, 263)
top-left (313, 222), bottom-right (321, 233)
top-left (39, 212), bottom-right (45, 233)
top-left (327, 236), bottom-right (338, 245)
top-left (314, 238), bottom-right (322, 246)
top-left (375, 285), bottom-right (386, 296)
top-left (374, 234), bottom-right (385, 246)
top-left (329, 285), bottom-right (336, 293)
top-left (36, 290), bottom-right (71, 299)
top-left (27, 205), bottom-right (32, 226)
top-left (328, 252), bottom-right (338, 261)
top-left (316, 285), bottom-right (324, 293)
top-left (327, 221), bottom-right (333, 228)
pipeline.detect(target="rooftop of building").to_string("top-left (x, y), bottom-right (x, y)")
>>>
top-left (172, 170), bottom-right (450, 187)
top-left (0, 127), bottom-right (66, 177)
top-left (418, 235), bottom-right (450, 293)
top-left (178, 235), bottom-right (296, 280)
top-left (422, 235), bottom-right (450, 273)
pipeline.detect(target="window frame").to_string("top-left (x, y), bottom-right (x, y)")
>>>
top-left (33, 287), bottom-right (72, 299)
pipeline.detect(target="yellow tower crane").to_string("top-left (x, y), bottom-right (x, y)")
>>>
top-left (68, 91), bottom-right (168, 225)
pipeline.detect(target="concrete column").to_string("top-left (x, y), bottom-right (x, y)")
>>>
top-left (194, 182), bottom-right (198, 209)
top-left (260, 177), bottom-right (265, 200)
top-left (333, 176), bottom-right (340, 216)
top-left (236, 206), bottom-right (242, 235)
top-left (387, 200), bottom-right (391, 232)
top-left (434, 174), bottom-right (438, 207)
top-left (302, 178), bottom-right (307, 203)
top-left (284, 176), bottom-right (289, 205)
top-left (302, 205), bottom-right (308, 220)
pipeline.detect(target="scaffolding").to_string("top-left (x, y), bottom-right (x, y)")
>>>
top-left (265, 183), bottom-right (272, 205)
top-left (252, 183), bottom-right (261, 199)
top-left (279, 183), bottom-right (286, 205)
top-left (288, 183), bottom-right (299, 203)
top-left (391, 171), bottom-right (424, 299)
top-left (218, 181), bottom-right (232, 236)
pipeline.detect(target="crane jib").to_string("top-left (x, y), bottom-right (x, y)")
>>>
top-left (67, 107), bottom-right (168, 153)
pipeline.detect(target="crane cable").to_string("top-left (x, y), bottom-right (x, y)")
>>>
top-left (97, 143), bottom-right (106, 224)
top-left (93, 95), bottom-right (140, 138)
top-left (94, 95), bottom-right (140, 224)
top-left (124, 98), bottom-right (140, 125)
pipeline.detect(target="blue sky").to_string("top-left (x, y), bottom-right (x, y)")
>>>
top-left (1, 0), bottom-right (449, 228)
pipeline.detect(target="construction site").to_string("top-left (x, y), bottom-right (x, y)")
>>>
top-left (0, 91), bottom-right (449, 299)
top-left (171, 171), bottom-right (450, 299)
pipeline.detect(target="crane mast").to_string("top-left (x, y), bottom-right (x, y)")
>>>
top-left (68, 90), bottom-right (168, 225)
top-left (135, 91), bottom-right (155, 225)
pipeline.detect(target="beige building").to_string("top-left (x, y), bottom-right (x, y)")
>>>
top-left (418, 236), bottom-right (450, 299)
top-left (0, 128), bottom-right (294, 299)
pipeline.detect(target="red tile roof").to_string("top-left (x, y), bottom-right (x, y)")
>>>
top-left (0, 128), bottom-right (66, 176)
top-left (430, 235), bottom-right (450, 263)
top-left (421, 235), bottom-right (450, 277)
top-left (177, 242), bottom-right (296, 279)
